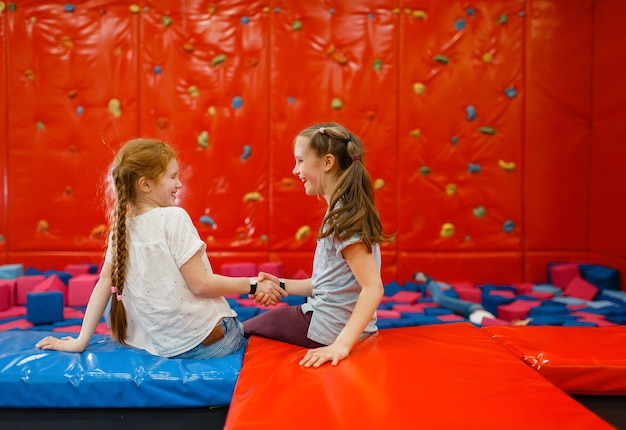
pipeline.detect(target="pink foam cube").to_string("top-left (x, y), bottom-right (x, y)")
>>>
top-left (257, 262), bottom-right (285, 277)
top-left (512, 283), bottom-right (534, 295)
top-left (390, 291), bottom-right (422, 304)
top-left (391, 304), bottom-right (424, 313)
top-left (0, 279), bottom-right (16, 311)
top-left (479, 317), bottom-right (510, 327)
top-left (563, 277), bottom-right (599, 301)
top-left (67, 274), bottom-right (99, 307)
top-left (489, 290), bottom-right (516, 298)
top-left (221, 262), bottom-right (257, 277)
top-left (550, 263), bottom-right (580, 289)
top-left (32, 274), bottom-right (69, 305)
top-left (376, 309), bottom-right (401, 319)
top-left (454, 286), bottom-right (482, 303)
top-left (438, 314), bottom-right (465, 322)
top-left (497, 300), bottom-right (541, 321)
top-left (16, 275), bottom-right (46, 306)
top-left (527, 291), bottom-right (555, 300)
top-left (63, 263), bottom-right (92, 277)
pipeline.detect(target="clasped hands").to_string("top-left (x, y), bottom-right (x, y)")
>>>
top-left (249, 271), bottom-right (287, 306)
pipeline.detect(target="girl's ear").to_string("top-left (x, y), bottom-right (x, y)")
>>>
top-left (137, 177), bottom-right (151, 193)
top-left (322, 154), bottom-right (336, 172)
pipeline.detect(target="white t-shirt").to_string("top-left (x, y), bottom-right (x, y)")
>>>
top-left (105, 206), bottom-right (235, 357)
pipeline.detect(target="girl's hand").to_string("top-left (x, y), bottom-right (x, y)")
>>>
top-left (299, 343), bottom-right (350, 368)
top-left (35, 335), bottom-right (86, 353)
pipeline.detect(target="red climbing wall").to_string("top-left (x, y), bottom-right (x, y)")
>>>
top-left (0, 0), bottom-right (624, 288)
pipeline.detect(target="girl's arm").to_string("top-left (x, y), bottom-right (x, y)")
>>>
top-left (300, 242), bottom-right (384, 368)
top-left (36, 262), bottom-right (113, 352)
top-left (180, 250), bottom-right (287, 302)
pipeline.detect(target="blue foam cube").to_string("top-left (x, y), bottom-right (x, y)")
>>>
top-left (26, 291), bottom-right (64, 325)
top-left (0, 264), bottom-right (24, 280)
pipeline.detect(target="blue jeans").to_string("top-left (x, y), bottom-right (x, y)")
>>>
top-left (170, 317), bottom-right (246, 360)
top-left (425, 277), bottom-right (482, 318)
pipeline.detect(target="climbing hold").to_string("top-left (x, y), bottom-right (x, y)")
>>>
top-left (468, 163), bottom-right (481, 173)
top-left (498, 159), bottom-right (516, 171)
top-left (374, 178), bottom-right (385, 190)
top-left (232, 96), bottom-right (243, 109)
top-left (410, 129), bottom-right (421, 137)
top-left (291, 20), bottom-right (302, 30)
top-left (413, 10), bottom-right (427, 19)
top-left (90, 224), bottom-right (107, 237)
top-left (240, 144), bottom-right (251, 161)
top-left (287, 96), bottom-right (296, 104)
top-left (504, 87), bottom-right (517, 98)
top-left (153, 65), bottom-right (162, 74)
top-left (25, 69), bottom-right (35, 81)
top-left (183, 43), bottom-right (194, 53)
top-left (64, 4), bottom-right (75, 13)
top-left (498, 14), bottom-right (508, 25)
top-left (161, 16), bottom-right (172, 26)
top-left (332, 51), bottom-right (349, 64)
top-left (76, 106), bottom-right (84, 115)
top-left (207, 106), bottom-right (216, 115)
top-left (240, 16), bottom-right (249, 25)
top-left (207, 3), bottom-right (217, 13)
top-left (419, 166), bottom-right (430, 175)
top-left (331, 98), bottom-right (343, 110)
top-left (445, 184), bottom-right (457, 195)
top-left (454, 19), bottom-right (466, 31)
top-left (451, 136), bottom-right (458, 145)
top-left (188, 85), bottom-right (199, 97)
top-left (372, 59), bottom-right (383, 71)
top-left (197, 131), bottom-right (209, 148)
top-left (413, 82), bottom-right (426, 94)
top-left (199, 215), bottom-right (215, 227)
top-left (61, 35), bottom-right (74, 49)
top-left (0, 3), bottom-right (5, 13)
top-left (37, 220), bottom-right (49, 233)
top-left (210, 53), bottom-right (226, 67)
top-left (129, 4), bottom-right (140, 13)
top-left (108, 99), bottom-right (122, 118)
top-left (243, 192), bottom-right (261, 202)
top-left (282, 178), bottom-right (295, 187)
top-left (433, 55), bottom-right (449, 64)
top-left (503, 220), bottom-right (515, 232)
top-left (295, 225), bottom-right (311, 241)
top-left (478, 126), bottom-right (496, 135)
top-left (482, 52), bottom-right (493, 63)
top-left (472, 206), bottom-right (486, 218)
top-left (440, 223), bottom-right (455, 238)
top-left (36, 121), bottom-right (45, 130)
top-left (466, 105), bottom-right (476, 121)
top-left (466, 7), bottom-right (475, 17)
top-left (8, 2), bottom-right (16, 12)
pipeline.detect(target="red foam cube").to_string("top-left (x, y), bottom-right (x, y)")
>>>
top-left (0, 279), bottom-right (16, 311)
top-left (498, 300), bottom-right (541, 321)
top-left (63, 263), bottom-right (92, 278)
top-left (549, 263), bottom-right (580, 289)
top-left (563, 277), bottom-right (599, 301)
top-left (67, 274), bottom-right (99, 307)
top-left (390, 291), bottom-right (422, 304)
top-left (454, 286), bottom-right (482, 303)
top-left (257, 262), bottom-right (285, 278)
top-left (376, 309), bottom-right (401, 319)
top-left (16, 275), bottom-right (46, 306)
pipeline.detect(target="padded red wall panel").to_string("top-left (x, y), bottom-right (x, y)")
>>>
top-left (0, 6), bottom-right (7, 263)
top-left (524, 0), bottom-right (593, 251)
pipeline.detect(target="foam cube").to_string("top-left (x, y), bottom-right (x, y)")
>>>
top-left (32, 274), bottom-right (69, 305)
top-left (26, 291), bottom-right (64, 324)
top-left (0, 264), bottom-right (24, 279)
top-left (257, 262), bottom-right (285, 277)
top-left (68, 274), bottom-right (99, 307)
top-left (563, 277), bottom-right (599, 301)
top-left (498, 300), bottom-right (541, 321)
top-left (549, 263), bottom-right (580, 289)
top-left (63, 263), bottom-right (93, 278)
top-left (578, 264), bottom-right (621, 291)
top-left (0, 279), bottom-right (16, 311)
top-left (221, 262), bottom-right (257, 277)
top-left (389, 291), bottom-right (422, 304)
top-left (16, 275), bottom-right (46, 305)
top-left (454, 286), bottom-right (482, 303)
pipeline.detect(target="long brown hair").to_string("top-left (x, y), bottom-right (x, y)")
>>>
top-left (106, 138), bottom-right (176, 344)
top-left (297, 122), bottom-right (386, 251)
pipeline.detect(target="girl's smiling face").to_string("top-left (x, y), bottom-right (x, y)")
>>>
top-left (147, 157), bottom-right (182, 207)
top-left (292, 136), bottom-right (325, 197)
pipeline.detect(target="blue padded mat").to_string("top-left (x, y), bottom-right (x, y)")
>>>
top-left (0, 331), bottom-right (245, 408)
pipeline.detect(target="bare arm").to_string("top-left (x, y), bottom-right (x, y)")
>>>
top-left (180, 250), bottom-right (286, 302)
top-left (299, 242), bottom-right (383, 368)
top-left (36, 262), bottom-right (113, 352)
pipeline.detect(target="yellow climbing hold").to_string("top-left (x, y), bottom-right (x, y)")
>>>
top-left (413, 82), bottom-right (426, 94)
top-left (208, 106), bottom-right (216, 115)
top-left (90, 224), bottom-right (107, 237)
top-left (243, 191), bottom-right (261, 202)
top-left (210, 54), bottom-right (226, 67)
top-left (291, 20), bottom-right (303, 31)
top-left (197, 131), bottom-right (209, 148)
top-left (108, 99), bottom-right (122, 118)
top-left (445, 183), bottom-right (457, 196)
top-left (413, 10), bottom-right (427, 19)
top-left (0, 3), bottom-right (5, 13)
top-left (331, 98), bottom-right (343, 110)
top-left (410, 129), bottom-right (421, 137)
top-left (295, 225), bottom-right (311, 241)
top-left (188, 85), bottom-right (199, 98)
top-left (37, 220), bottom-right (49, 233)
top-left (483, 52), bottom-right (493, 63)
top-left (498, 159), bottom-right (516, 171)
top-left (374, 178), bottom-right (385, 190)
top-left (440, 223), bottom-right (455, 238)
top-left (129, 4), bottom-right (140, 13)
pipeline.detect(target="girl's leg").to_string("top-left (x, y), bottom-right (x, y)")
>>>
top-left (243, 305), bottom-right (325, 348)
top-left (416, 272), bottom-right (482, 318)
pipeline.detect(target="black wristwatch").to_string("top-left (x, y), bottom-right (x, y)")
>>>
top-left (248, 278), bottom-right (257, 295)
top-left (279, 278), bottom-right (286, 290)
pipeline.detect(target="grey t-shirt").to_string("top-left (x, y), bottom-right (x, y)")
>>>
top-left (301, 233), bottom-right (381, 345)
